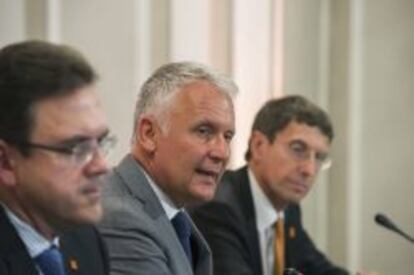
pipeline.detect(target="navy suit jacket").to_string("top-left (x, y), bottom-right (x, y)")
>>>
top-left (0, 206), bottom-right (109, 275)
top-left (191, 167), bottom-right (348, 275)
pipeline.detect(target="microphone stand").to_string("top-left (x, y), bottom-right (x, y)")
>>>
top-left (375, 213), bottom-right (414, 244)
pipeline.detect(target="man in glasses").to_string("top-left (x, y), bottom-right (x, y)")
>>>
top-left (191, 96), bottom-right (350, 275)
top-left (99, 62), bottom-right (237, 275)
top-left (0, 40), bottom-right (114, 274)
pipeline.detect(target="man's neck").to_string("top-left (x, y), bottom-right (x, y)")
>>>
top-left (2, 198), bottom-right (57, 240)
top-left (249, 163), bottom-right (288, 212)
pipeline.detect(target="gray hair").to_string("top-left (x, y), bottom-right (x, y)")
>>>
top-left (132, 62), bottom-right (238, 140)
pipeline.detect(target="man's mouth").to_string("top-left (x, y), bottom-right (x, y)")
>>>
top-left (195, 168), bottom-right (221, 182)
top-left (289, 180), bottom-right (308, 194)
top-left (81, 181), bottom-right (102, 199)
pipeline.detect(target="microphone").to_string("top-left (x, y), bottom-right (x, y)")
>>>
top-left (375, 213), bottom-right (414, 243)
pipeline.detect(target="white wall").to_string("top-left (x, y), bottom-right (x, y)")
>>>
top-left (328, 0), bottom-right (414, 273)
top-left (1, 0), bottom-right (413, 273)
top-left (360, 0), bottom-right (414, 273)
top-left (0, 0), bottom-right (25, 47)
top-left (60, 0), bottom-right (138, 163)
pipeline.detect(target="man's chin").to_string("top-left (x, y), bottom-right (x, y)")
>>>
top-left (186, 190), bottom-right (216, 207)
top-left (287, 193), bottom-right (306, 205)
top-left (75, 204), bottom-right (103, 225)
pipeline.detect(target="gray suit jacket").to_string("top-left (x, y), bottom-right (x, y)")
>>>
top-left (99, 154), bottom-right (212, 275)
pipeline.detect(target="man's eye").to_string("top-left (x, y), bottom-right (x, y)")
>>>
top-left (290, 143), bottom-right (306, 154)
top-left (224, 132), bottom-right (234, 143)
top-left (55, 142), bottom-right (78, 154)
top-left (60, 139), bottom-right (94, 155)
top-left (196, 126), bottom-right (212, 137)
top-left (315, 152), bottom-right (328, 163)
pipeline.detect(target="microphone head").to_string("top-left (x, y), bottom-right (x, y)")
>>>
top-left (375, 213), bottom-right (399, 232)
top-left (375, 213), bottom-right (387, 224)
top-left (375, 213), bottom-right (414, 243)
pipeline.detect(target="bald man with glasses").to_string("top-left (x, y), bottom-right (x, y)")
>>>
top-left (0, 40), bottom-right (114, 275)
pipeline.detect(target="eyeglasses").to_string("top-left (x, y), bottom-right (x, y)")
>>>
top-left (15, 134), bottom-right (117, 166)
top-left (286, 140), bottom-right (332, 171)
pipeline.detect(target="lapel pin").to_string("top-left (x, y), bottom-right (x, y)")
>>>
top-left (288, 226), bottom-right (296, 239)
top-left (69, 259), bottom-right (79, 271)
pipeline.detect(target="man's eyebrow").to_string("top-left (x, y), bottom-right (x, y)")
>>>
top-left (58, 129), bottom-right (110, 145)
top-left (289, 139), bottom-right (308, 146)
top-left (191, 120), bottom-right (214, 129)
top-left (194, 118), bottom-right (234, 129)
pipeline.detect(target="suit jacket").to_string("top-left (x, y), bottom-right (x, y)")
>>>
top-left (190, 167), bottom-right (349, 275)
top-left (99, 154), bottom-right (212, 275)
top-left (0, 206), bottom-right (109, 275)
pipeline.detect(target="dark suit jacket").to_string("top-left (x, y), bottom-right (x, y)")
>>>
top-left (191, 167), bottom-right (349, 275)
top-left (0, 206), bottom-right (109, 275)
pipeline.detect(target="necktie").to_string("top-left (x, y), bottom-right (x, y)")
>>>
top-left (274, 219), bottom-right (285, 275)
top-left (171, 211), bottom-right (193, 265)
top-left (35, 245), bottom-right (66, 275)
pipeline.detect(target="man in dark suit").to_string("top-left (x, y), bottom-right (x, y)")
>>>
top-left (191, 96), bottom-right (353, 275)
top-left (99, 62), bottom-right (237, 275)
top-left (0, 41), bottom-right (113, 274)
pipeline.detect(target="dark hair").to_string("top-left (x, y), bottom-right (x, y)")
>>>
top-left (0, 40), bottom-right (97, 153)
top-left (245, 95), bottom-right (334, 160)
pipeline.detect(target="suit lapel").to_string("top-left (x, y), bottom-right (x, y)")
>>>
top-left (0, 207), bottom-right (39, 275)
top-left (114, 155), bottom-right (177, 233)
top-left (60, 226), bottom-right (108, 275)
top-left (61, 232), bottom-right (86, 275)
top-left (283, 206), bottom-right (298, 268)
top-left (114, 155), bottom-right (194, 274)
top-left (185, 211), bottom-right (212, 275)
top-left (236, 167), bottom-right (264, 275)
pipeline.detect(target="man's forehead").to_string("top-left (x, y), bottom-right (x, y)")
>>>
top-left (30, 87), bottom-right (107, 140)
top-left (173, 83), bottom-right (233, 114)
top-left (277, 122), bottom-right (330, 145)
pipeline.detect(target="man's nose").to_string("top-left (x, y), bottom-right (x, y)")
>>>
top-left (209, 135), bottom-right (230, 162)
top-left (298, 155), bottom-right (319, 178)
top-left (85, 149), bottom-right (110, 176)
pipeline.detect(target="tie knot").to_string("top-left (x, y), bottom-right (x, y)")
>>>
top-left (172, 211), bottom-right (192, 238)
top-left (276, 218), bottom-right (284, 233)
top-left (35, 245), bottom-right (66, 275)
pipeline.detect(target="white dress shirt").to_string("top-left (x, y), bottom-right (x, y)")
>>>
top-left (142, 169), bottom-right (181, 220)
top-left (3, 204), bottom-right (59, 275)
top-left (248, 168), bottom-right (284, 275)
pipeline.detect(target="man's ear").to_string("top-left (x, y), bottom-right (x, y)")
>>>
top-left (135, 117), bottom-right (159, 154)
top-left (0, 140), bottom-right (18, 187)
top-left (249, 131), bottom-right (269, 161)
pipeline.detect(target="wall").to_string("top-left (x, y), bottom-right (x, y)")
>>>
top-left (1, 0), bottom-right (413, 273)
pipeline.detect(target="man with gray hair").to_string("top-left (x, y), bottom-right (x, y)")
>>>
top-left (99, 62), bottom-right (237, 275)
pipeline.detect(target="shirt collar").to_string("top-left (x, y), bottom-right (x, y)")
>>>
top-left (142, 169), bottom-right (181, 220)
top-left (248, 167), bottom-right (283, 231)
top-left (3, 204), bottom-right (59, 258)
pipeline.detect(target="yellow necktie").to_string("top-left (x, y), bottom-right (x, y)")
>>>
top-left (274, 218), bottom-right (285, 275)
